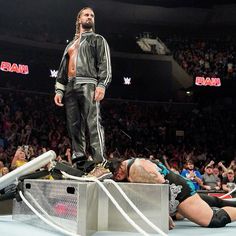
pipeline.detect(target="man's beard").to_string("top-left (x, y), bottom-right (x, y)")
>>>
top-left (81, 21), bottom-right (93, 30)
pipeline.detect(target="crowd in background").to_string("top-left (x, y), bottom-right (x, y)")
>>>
top-left (0, 88), bottom-right (236, 194)
top-left (165, 35), bottom-right (236, 80)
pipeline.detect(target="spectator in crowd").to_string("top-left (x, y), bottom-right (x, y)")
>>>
top-left (222, 169), bottom-right (236, 197)
top-left (0, 161), bottom-right (4, 175)
top-left (10, 146), bottom-right (28, 170)
top-left (216, 161), bottom-right (228, 181)
top-left (213, 166), bottom-right (223, 182)
top-left (20, 124), bottom-right (32, 145)
top-left (201, 163), bottom-right (221, 191)
top-left (181, 160), bottom-right (202, 191)
top-left (54, 7), bottom-right (112, 179)
top-left (48, 129), bottom-right (61, 154)
top-left (57, 147), bottom-right (73, 165)
top-left (163, 154), bottom-right (180, 174)
top-left (0, 166), bottom-right (9, 176)
top-left (228, 160), bottom-right (236, 173)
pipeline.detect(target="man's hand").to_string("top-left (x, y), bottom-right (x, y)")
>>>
top-left (214, 186), bottom-right (220, 191)
top-left (204, 185), bottom-right (211, 190)
top-left (65, 148), bottom-right (71, 157)
top-left (54, 94), bottom-right (64, 106)
top-left (188, 171), bottom-right (196, 178)
top-left (169, 216), bottom-right (175, 230)
top-left (94, 87), bottom-right (105, 101)
top-left (209, 160), bottom-right (215, 166)
top-left (230, 160), bottom-right (235, 166)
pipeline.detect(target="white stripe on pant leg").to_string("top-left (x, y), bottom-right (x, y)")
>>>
top-left (100, 120), bottom-right (105, 154)
top-left (96, 101), bottom-right (105, 162)
top-left (100, 36), bottom-right (112, 87)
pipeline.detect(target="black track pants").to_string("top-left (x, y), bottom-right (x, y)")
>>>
top-left (65, 80), bottom-right (105, 163)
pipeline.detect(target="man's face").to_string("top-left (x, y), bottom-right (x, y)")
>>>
top-left (227, 171), bottom-right (235, 181)
top-left (205, 167), bottom-right (213, 175)
top-left (114, 162), bottom-right (127, 181)
top-left (187, 162), bottom-right (194, 170)
top-left (2, 167), bottom-right (9, 175)
top-left (213, 168), bottom-right (219, 176)
top-left (79, 8), bottom-right (95, 30)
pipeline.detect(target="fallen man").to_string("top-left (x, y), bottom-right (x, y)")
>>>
top-left (109, 158), bottom-right (236, 228)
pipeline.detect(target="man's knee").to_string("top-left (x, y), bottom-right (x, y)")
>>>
top-left (208, 208), bottom-right (231, 228)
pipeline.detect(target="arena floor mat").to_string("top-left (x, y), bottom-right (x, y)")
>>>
top-left (1, 215), bottom-right (236, 236)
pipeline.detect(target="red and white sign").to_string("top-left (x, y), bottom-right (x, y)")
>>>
top-left (195, 76), bottom-right (221, 87)
top-left (0, 61), bottom-right (29, 74)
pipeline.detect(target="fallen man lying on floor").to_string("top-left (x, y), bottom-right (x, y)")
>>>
top-left (109, 158), bottom-right (236, 228)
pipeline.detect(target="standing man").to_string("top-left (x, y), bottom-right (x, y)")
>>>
top-left (54, 7), bottom-right (112, 179)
